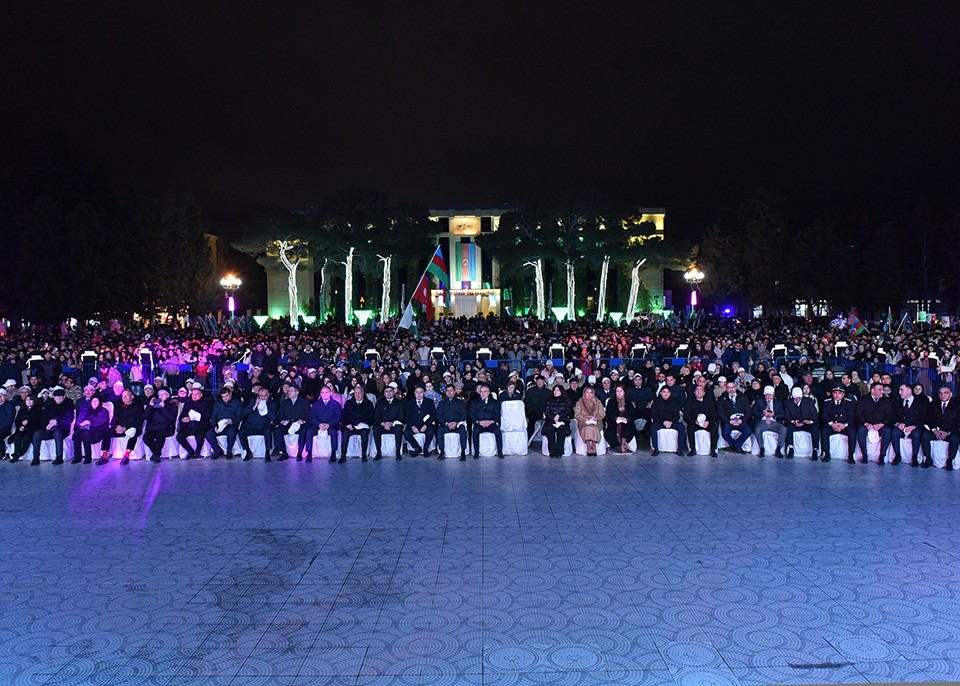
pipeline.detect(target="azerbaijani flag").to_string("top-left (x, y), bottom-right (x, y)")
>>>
top-left (848, 310), bottom-right (868, 336)
top-left (426, 245), bottom-right (450, 306)
top-left (412, 273), bottom-right (433, 322)
top-left (882, 306), bottom-right (894, 333)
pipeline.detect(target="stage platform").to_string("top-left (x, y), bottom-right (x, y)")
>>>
top-left (2, 452), bottom-right (959, 685)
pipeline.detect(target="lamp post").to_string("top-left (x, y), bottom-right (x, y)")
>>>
top-left (220, 274), bottom-right (242, 319)
top-left (683, 265), bottom-right (705, 309)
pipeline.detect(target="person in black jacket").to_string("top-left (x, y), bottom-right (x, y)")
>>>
top-left (855, 382), bottom-right (895, 465)
top-left (627, 375), bottom-right (655, 440)
top-left (751, 386), bottom-right (786, 458)
top-left (100, 389), bottom-right (145, 465)
top-left (31, 388), bottom-right (74, 465)
top-left (404, 386), bottom-right (437, 457)
top-left (784, 387), bottom-right (820, 460)
top-left (542, 385), bottom-right (572, 458)
top-left (470, 384), bottom-right (503, 459)
top-left (272, 385), bottom-right (311, 461)
top-left (717, 381), bottom-right (753, 454)
top-left (650, 385), bottom-right (686, 456)
top-left (373, 383), bottom-right (405, 460)
top-left (821, 386), bottom-right (856, 463)
top-left (143, 388), bottom-right (179, 463)
top-left (604, 385), bottom-right (638, 453)
top-left (523, 376), bottom-right (550, 438)
top-left (683, 384), bottom-right (719, 457)
top-left (921, 386), bottom-right (960, 470)
top-left (892, 383), bottom-right (925, 466)
top-left (9, 394), bottom-right (41, 462)
top-left (176, 384), bottom-right (214, 459)
top-left (0, 389), bottom-right (14, 452)
top-left (206, 386), bottom-right (245, 460)
top-left (436, 384), bottom-right (468, 460)
top-left (239, 386), bottom-right (277, 460)
top-left (341, 383), bottom-right (375, 461)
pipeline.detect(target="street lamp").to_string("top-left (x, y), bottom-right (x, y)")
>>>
top-left (683, 265), bottom-right (705, 308)
top-left (220, 274), bottom-right (242, 318)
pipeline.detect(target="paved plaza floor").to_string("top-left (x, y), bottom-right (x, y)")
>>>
top-left (2, 451), bottom-right (959, 685)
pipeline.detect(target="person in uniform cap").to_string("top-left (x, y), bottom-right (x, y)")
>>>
top-left (821, 385), bottom-right (855, 463)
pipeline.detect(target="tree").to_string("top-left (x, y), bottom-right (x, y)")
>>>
top-left (318, 189), bottom-right (392, 324)
top-left (233, 211), bottom-right (313, 326)
top-left (477, 208), bottom-right (551, 319)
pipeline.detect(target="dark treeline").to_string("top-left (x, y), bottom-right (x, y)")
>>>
top-left (2, 159), bottom-right (958, 324)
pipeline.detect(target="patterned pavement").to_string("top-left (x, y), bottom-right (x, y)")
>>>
top-left (2, 451), bottom-right (959, 685)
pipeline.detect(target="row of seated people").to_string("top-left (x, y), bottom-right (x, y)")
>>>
top-left (4, 376), bottom-right (959, 468)
top-left (0, 379), bottom-right (525, 464)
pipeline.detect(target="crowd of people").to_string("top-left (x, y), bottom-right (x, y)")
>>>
top-left (1, 315), bottom-right (958, 468)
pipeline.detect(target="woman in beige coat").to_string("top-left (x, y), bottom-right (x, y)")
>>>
top-left (574, 386), bottom-right (605, 456)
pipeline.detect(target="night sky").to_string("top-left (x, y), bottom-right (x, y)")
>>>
top-left (3, 2), bottom-right (958, 238)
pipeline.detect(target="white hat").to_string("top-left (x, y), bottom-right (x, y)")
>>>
top-left (2, 379), bottom-right (16, 387)
top-left (155, 376), bottom-right (166, 384)
top-left (0, 389), bottom-right (6, 396)
top-left (588, 375), bottom-right (596, 384)
top-left (113, 380), bottom-right (124, 388)
top-left (764, 386), bottom-right (775, 395)
top-left (693, 371), bottom-right (702, 377)
top-left (707, 363), bottom-right (717, 373)
top-left (157, 388), bottom-right (171, 397)
top-left (387, 382), bottom-right (399, 389)
top-left (224, 379), bottom-right (236, 387)
top-left (191, 382), bottom-right (204, 390)
top-left (718, 376), bottom-right (727, 384)
top-left (792, 387), bottom-right (803, 398)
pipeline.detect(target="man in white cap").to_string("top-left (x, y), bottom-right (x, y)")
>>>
top-left (784, 386), bottom-right (820, 460)
top-left (176, 383), bottom-right (214, 459)
top-left (751, 386), bottom-right (786, 457)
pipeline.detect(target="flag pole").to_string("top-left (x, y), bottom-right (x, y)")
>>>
top-left (894, 312), bottom-right (907, 336)
top-left (394, 247), bottom-right (440, 339)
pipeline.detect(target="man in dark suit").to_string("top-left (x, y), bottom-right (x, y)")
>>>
top-left (921, 386), bottom-right (960, 470)
top-left (306, 385), bottom-right (343, 463)
top-left (239, 385), bottom-right (276, 461)
top-left (272, 384), bottom-right (311, 461)
top-left (821, 385), bottom-right (855, 463)
top-left (469, 383), bottom-right (503, 459)
top-left (683, 384), bottom-right (718, 457)
top-left (784, 387), bottom-right (820, 460)
top-left (177, 383), bottom-right (214, 459)
top-left (373, 382), bottom-right (405, 460)
top-left (340, 383), bottom-right (375, 462)
top-left (751, 386), bottom-right (786, 458)
top-left (627, 374), bottom-right (656, 440)
top-left (650, 385), bottom-right (686, 456)
top-left (436, 383), bottom-right (468, 460)
top-left (717, 381), bottom-right (753, 454)
top-left (892, 383), bottom-right (925, 467)
top-left (404, 386), bottom-right (437, 456)
top-left (855, 382), bottom-right (895, 465)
